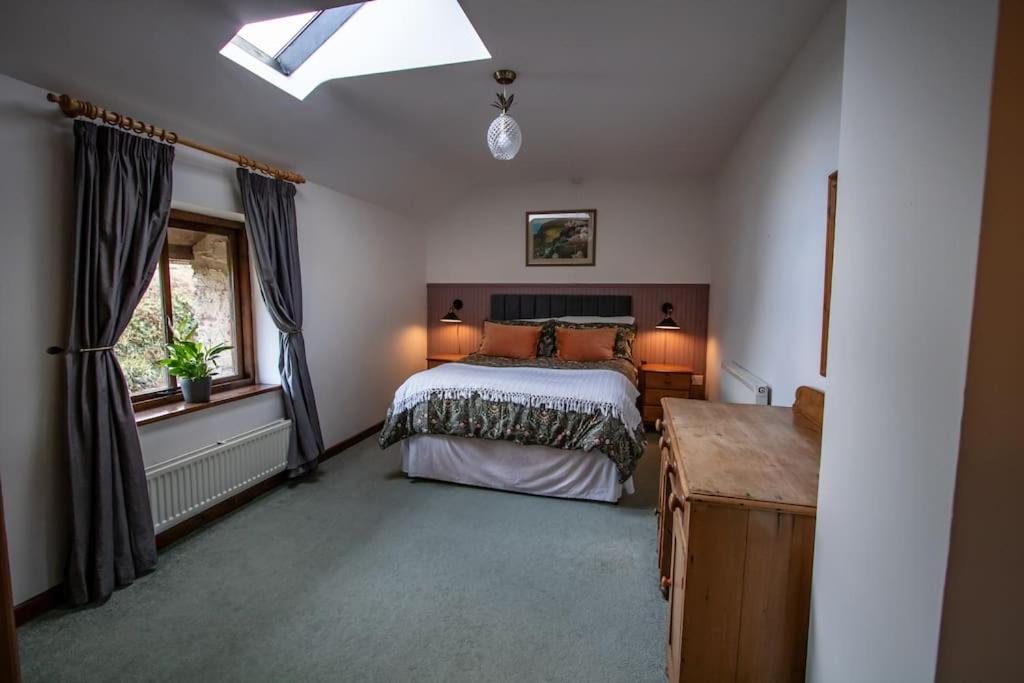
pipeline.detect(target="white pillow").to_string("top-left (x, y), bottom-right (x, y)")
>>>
top-left (556, 315), bottom-right (636, 324)
top-left (514, 315), bottom-right (635, 324)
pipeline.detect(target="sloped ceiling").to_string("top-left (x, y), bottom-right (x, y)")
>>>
top-left (0, 0), bottom-right (831, 215)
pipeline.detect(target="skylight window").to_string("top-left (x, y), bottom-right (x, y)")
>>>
top-left (236, 10), bottom-right (318, 59)
top-left (220, 0), bottom-right (491, 100)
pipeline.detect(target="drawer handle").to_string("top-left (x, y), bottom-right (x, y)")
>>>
top-left (669, 493), bottom-right (684, 513)
top-left (659, 435), bottom-right (671, 450)
top-left (655, 417), bottom-right (662, 433)
top-left (665, 462), bottom-right (675, 476)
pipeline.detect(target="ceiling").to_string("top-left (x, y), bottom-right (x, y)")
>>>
top-left (0, 0), bottom-right (832, 215)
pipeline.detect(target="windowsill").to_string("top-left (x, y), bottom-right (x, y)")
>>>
top-left (135, 384), bottom-right (281, 427)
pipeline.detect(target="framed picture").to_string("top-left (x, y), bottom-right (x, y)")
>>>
top-left (525, 210), bottom-right (597, 266)
top-left (820, 170), bottom-right (838, 376)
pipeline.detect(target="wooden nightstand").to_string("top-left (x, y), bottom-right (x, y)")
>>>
top-left (426, 353), bottom-right (467, 369)
top-left (640, 363), bottom-right (702, 425)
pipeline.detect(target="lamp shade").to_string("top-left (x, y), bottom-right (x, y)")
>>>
top-left (487, 112), bottom-right (522, 160)
top-left (656, 302), bottom-right (680, 330)
top-left (440, 298), bottom-right (463, 323)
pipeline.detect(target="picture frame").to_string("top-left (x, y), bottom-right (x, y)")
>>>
top-left (820, 171), bottom-right (838, 376)
top-left (525, 209), bottom-right (597, 266)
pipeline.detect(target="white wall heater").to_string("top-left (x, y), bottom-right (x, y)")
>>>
top-left (145, 419), bottom-right (292, 533)
top-left (720, 361), bottom-right (771, 405)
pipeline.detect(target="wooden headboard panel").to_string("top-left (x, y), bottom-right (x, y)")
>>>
top-left (490, 294), bottom-right (631, 320)
top-left (427, 283), bottom-right (709, 373)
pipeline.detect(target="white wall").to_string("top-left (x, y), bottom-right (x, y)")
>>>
top-left (0, 74), bottom-right (73, 610)
top-left (707, 2), bottom-right (844, 406)
top-left (0, 73), bottom-right (426, 604)
top-left (425, 177), bottom-right (713, 284)
top-left (289, 180), bottom-right (425, 446)
top-left (137, 393), bottom-right (284, 467)
top-left (808, 1), bottom-right (998, 680)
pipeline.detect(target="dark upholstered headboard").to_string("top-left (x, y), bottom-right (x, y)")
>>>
top-left (490, 294), bottom-right (632, 320)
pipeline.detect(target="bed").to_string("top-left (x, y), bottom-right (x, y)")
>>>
top-left (378, 294), bottom-right (646, 502)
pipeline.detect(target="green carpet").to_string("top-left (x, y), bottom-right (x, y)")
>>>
top-left (18, 434), bottom-right (665, 682)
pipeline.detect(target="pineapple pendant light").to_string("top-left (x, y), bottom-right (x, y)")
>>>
top-left (487, 69), bottom-right (522, 160)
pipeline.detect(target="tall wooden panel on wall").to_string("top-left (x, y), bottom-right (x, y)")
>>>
top-left (427, 283), bottom-right (709, 372)
top-left (937, 3), bottom-right (1024, 679)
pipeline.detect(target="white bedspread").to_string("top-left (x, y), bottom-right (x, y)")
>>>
top-left (390, 363), bottom-right (642, 431)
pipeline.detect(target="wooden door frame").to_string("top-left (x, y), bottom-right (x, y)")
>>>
top-left (1, 477), bottom-right (21, 682)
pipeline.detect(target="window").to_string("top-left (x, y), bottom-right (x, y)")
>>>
top-left (233, 5), bottom-right (365, 76)
top-left (219, 0), bottom-right (491, 100)
top-left (116, 210), bottom-right (255, 409)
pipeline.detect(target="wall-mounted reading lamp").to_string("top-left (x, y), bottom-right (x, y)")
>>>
top-left (441, 298), bottom-right (464, 353)
top-left (655, 301), bottom-right (681, 364)
top-left (655, 302), bottom-right (680, 330)
top-left (440, 299), bottom-right (463, 323)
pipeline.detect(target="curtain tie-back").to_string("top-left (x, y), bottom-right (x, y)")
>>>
top-left (47, 345), bottom-right (116, 355)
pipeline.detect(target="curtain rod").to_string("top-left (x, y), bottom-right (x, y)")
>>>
top-left (46, 93), bottom-right (306, 184)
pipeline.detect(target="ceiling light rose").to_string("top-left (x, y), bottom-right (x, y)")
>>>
top-left (487, 69), bottom-right (521, 161)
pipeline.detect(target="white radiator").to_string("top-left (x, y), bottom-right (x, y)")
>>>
top-left (145, 419), bottom-right (291, 533)
top-left (720, 361), bottom-right (770, 405)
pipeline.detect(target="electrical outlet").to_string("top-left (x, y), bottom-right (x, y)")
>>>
top-left (692, 374), bottom-right (704, 386)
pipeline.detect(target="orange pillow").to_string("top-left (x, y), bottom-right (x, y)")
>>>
top-left (555, 326), bottom-right (617, 362)
top-left (478, 321), bottom-right (542, 359)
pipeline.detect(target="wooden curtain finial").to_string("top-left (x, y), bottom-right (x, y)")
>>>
top-left (47, 92), bottom-right (85, 118)
top-left (46, 93), bottom-right (180, 144)
top-left (45, 92), bottom-right (303, 183)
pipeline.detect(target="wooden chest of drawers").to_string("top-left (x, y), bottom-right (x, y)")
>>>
top-left (655, 392), bottom-right (822, 682)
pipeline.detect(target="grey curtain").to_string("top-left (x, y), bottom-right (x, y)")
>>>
top-left (64, 121), bottom-right (173, 605)
top-left (237, 169), bottom-right (324, 476)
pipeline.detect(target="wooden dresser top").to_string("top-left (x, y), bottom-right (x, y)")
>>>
top-left (662, 398), bottom-right (822, 512)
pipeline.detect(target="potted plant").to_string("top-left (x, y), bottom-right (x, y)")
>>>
top-left (158, 321), bottom-right (232, 404)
